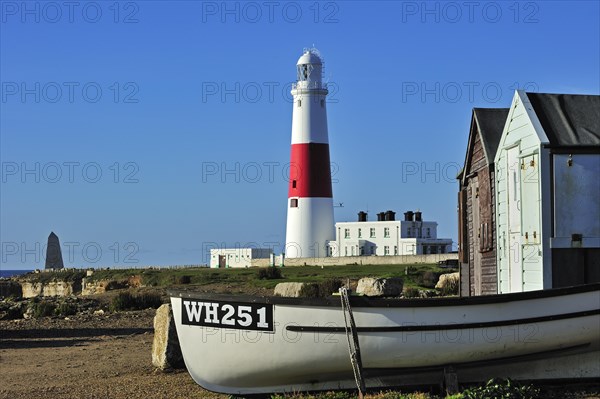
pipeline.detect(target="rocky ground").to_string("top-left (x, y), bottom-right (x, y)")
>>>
top-left (1, 284), bottom-right (598, 399)
top-left (0, 307), bottom-right (224, 399)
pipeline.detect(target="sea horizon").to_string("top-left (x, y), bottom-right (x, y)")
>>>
top-left (0, 269), bottom-right (34, 279)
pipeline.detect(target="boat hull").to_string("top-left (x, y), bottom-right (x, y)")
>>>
top-left (169, 284), bottom-right (600, 394)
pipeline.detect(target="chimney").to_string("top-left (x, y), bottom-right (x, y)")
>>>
top-left (414, 211), bottom-right (422, 222)
top-left (385, 210), bottom-right (396, 221)
top-left (377, 212), bottom-right (385, 221)
top-left (357, 211), bottom-right (368, 222)
top-left (404, 211), bottom-right (414, 221)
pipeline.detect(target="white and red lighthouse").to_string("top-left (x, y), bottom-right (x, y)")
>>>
top-left (285, 49), bottom-right (335, 259)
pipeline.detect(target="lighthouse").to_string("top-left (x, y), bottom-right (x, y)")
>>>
top-left (285, 48), bottom-right (335, 259)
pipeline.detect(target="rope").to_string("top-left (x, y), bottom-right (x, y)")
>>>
top-left (339, 287), bottom-right (366, 398)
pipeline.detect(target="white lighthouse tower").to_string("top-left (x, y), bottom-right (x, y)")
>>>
top-left (285, 48), bottom-right (335, 259)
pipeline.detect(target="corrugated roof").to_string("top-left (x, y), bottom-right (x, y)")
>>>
top-left (527, 93), bottom-right (600, 147)
top-left (473, 108), bottom-right (510, 164)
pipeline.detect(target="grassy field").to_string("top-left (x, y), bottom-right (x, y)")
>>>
top-left (69, 263), bottom-right (453, 292)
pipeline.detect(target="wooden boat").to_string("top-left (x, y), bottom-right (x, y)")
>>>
top-left (169, 283), bottom-right (600, 395)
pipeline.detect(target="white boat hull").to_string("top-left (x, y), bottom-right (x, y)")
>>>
top-left (169, 284), bottom-right (600, 394)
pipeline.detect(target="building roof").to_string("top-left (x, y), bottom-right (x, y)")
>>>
top-left (527, 93), bottom-right (600, 147)
top-left (473, 108), bottom-right (510, 163)
top-left (461, 108), bottom-right (509, 185)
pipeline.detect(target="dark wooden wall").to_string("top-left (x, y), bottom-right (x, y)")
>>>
top-left (460, 131), bottom-right (498, 296)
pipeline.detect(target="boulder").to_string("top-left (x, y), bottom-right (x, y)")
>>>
top-left (356, 278), bottom-right (403, 297)
top-left (0, 280), bottom-right (22, 298)
top-left (152, 304), bottom-right (184, 370)
top-left (435, 272), bottom-right (460, 290)
top-left (274, 282), bottom-right (306, 297)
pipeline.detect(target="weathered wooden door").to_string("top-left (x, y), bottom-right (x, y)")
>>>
top-left (218, 255), bottom-right (226, 268)
top-left (507, 146), bottom-right (523, 292)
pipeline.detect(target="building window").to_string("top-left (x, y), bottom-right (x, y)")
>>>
top-left (358, 228), bottom-right (362, 238)
top-left (384, 246), bottom-right (390, 255)
top-left (407, 227), bottom-right (411, 237)
top-left (344, 228), bottom-right (350, 239)
top-left (345, 246), bottom-right (348, 256)
top-left (384, 227), bottom-right (390, 238)
top-left (290, 198), bottom-right (298, 208)
top-left (370, 228), bottom-right (376, 238)
top-left (371, 246), bottom-right (375, 255)
top-left (394, 246), bottom-right (398, 255)
top-left (427, 227), bottom-right (431, 238)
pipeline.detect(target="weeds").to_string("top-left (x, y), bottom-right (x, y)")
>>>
top-left (257, 267), bottom-right (283, 280)
top-left (109, 291), bottom-right (163, 312)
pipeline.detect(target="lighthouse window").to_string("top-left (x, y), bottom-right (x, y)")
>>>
top-left (297, 100), bottom-right (302, 107)
top-left (320, 99), bottom-right (324, 107)
top-left (292, 180), bottom-right (297, 188)
top-left (290, 199), bottom-right (298, 208)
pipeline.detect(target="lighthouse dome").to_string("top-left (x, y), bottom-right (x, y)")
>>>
top-left (296, 48), bottom-right (323, 85)
top-left (296, 49), bottom-right (323, 66)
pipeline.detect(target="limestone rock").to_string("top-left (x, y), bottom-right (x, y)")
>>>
top-left (356, 277), bottom-right (403, 297)
top-left (274, 282), bottom-right (306, 297)
top-left (20, 281), bottom-right (76, 298)
top-left (152, 304), bottom-right (184, 370)
top-left (435, 272), bottom-right (460, 290)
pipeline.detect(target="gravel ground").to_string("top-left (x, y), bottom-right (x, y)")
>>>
top-left (0, 309), bottom-right (225, 399)
top-left (1, 306), bottom-right (598, 399)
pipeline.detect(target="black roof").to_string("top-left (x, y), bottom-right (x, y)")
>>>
top-left (472, 108), bottom-right (510, 164)
top-left (527, 93), bottom-right (600, 147)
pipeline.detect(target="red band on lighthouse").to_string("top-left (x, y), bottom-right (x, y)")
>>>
top-left (288, 143), bottom-right (332, 198)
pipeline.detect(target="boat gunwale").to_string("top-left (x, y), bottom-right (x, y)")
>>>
top-left (168, 282), bottom-right (600, 308)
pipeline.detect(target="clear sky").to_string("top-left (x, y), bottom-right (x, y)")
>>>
top-left (1, 1), bottom-right (599, 269)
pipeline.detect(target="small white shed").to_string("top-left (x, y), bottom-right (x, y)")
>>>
top-left (210, 248), bottom-right (273, 268)
top-left (494, 91), bottom-right (600, 293)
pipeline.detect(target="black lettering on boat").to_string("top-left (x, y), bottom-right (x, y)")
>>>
top-left (181, 298), bottom-right (274, 332)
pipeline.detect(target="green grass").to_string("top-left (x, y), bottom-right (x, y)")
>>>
top-left (21, 270), bottom-right (87, 284)
top-left (84, 264), bottom-right (453, 292)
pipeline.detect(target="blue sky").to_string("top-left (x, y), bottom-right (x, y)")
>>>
top-left (1, 1), bottom-right (599, 269)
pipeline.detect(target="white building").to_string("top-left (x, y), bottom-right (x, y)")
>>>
top-left (494, 91), bottom-right (600, 293)
top-left (210, 248), bottom-right (273, 269)
top-left (328, 210), bottom-right (453, 257)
